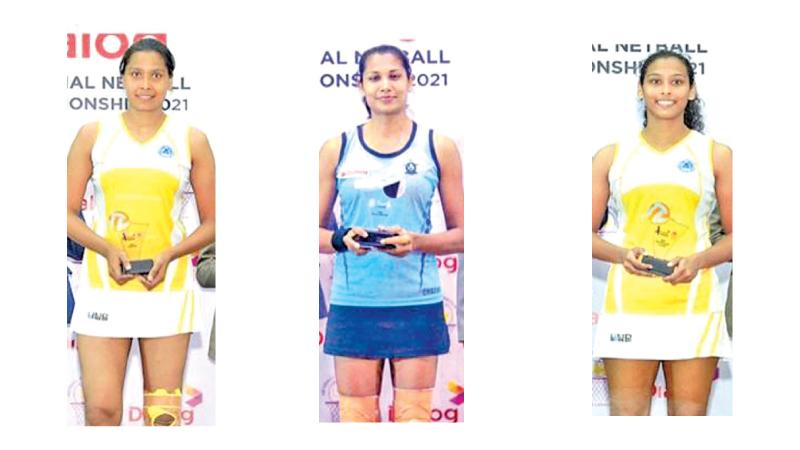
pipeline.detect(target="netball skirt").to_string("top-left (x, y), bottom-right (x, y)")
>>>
top-left (323, 302), bottom-right (450, 359)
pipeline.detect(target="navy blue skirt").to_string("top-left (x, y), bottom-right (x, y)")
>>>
top-left (323, 302), bottom-right (450, 359)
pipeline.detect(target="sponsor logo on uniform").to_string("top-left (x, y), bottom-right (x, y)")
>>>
top-left (405, 161), bottom-right (417, 175)
top-left (87, 311), bottom-right (109, 321)
top-left (610, 333), bottom-right (632, 343)
top-left (158, 145), bottom-right (174, 158)
top-left (677, 159), bottom-right (695, 172)
top-left (338, 169), bottom-right (368, 179)
top-left (421, 287), bottom-right (441, 296)
top-left (646, 202), bottom-right (670, 224)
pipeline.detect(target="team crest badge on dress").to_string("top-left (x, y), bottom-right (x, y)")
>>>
top-left (158, 145), bottom-right (174, 158)
top-left (677, 159), bottom-right (695, 172)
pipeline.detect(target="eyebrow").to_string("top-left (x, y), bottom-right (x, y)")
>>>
top-left (127, 67), bottom-right (166, 72)
top-left (646, 72), bottom-right (687, 77)
top-left (367, 68), bottom-right (403, 73)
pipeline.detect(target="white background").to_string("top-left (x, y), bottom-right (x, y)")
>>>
top-left (1, 0), bottom-right (799, 449)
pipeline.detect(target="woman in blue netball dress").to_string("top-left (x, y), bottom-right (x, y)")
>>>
top-left (319, 44), bottom-right (464, 422)
top-left (592, 50), bottom-right (732, 415)
top-left (67, 39), bottom-right (215, 425)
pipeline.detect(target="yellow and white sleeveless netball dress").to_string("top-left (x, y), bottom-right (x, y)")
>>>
top-left (594, 130), bottom-right (731, 360)
top-left (70, 114), bottom-right (201, 338)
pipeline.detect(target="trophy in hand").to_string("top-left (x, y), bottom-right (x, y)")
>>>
top-left (109, 211), bottom-right (153, 275)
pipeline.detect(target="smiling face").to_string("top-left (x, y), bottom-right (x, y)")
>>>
top-left (359, 52), bottom-right (413, 117)
top-left (638, 56), bottom-right (696, 126)
top-left (122, 50), bottom-right (171, 113)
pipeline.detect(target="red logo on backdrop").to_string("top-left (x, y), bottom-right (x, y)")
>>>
top-left (67, 33), bottom-right (167, 59)
top-left (436, 255), bottom-right (458, 274)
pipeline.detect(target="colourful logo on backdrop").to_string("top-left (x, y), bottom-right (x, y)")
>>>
top-left (184, 386), bottom-right (203, 408)
top-left (448, 381), bottom-right (464, 406)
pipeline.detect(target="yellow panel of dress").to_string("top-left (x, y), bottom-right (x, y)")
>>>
top-left (594, 131), bottom-right (731, 360)
top-left (71, 114), bottom-right (200, 338)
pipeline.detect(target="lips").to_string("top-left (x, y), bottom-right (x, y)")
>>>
top-left (656, 100), bottom-right (676, 107)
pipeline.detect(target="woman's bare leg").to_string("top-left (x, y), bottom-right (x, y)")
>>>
top-left (77, 335), bottom-right (132, 426)
top-left (334, 357), bottom-right (384, 422)
top-left (663, 357), bottom-right (718, 416)
top-left (390, 356), bottom-right (438, 422)
top-left (603, 358), bottom-right (660, 416)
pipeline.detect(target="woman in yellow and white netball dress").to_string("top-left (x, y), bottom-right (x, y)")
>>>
top-left (67, 38), bottom-right (215, 426)
top-left (592, 50), bottom-right (732, 416)
top-left (594, 129), bottom-right (731, 360)
top-left (70, 113), bottom-right (200, 337)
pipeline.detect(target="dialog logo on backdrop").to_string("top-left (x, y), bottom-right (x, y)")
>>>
top-left (448, 381), bottom-right (464, 406)
top-left (319, 38), bottom-right (452, 88)
top-left (66, 32), bottom-right (192, 112)
top-left (184, 386), bottom-right (203, 408)
top-left (591, 42), bottom-right (709, 76)
top-left (126, 385), bottom-right (203, 425)
top-left (68, 33), bottom-right (167, 59)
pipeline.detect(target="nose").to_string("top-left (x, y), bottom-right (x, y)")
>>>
top-left (380, 77), bottom-right (391, 91)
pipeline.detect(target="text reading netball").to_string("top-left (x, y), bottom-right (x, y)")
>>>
top-left (591, 43), bottom-right (708, 76)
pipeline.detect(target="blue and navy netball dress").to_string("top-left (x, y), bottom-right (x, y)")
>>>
top-left (323, 122), bottom-right (449, 358)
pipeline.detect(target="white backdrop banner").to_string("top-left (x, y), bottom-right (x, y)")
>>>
top-left (590, 40), bottom-right (733, 416)
top-left (317, 36), bottom-right (464, 422)
top-left (65, 30), bottom-right (216, 425)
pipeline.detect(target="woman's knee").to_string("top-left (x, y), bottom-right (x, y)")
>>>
top-left (668, 399), bottom-right (708, 416)
top-left (84, 403), bottom-right (123, 426)
top-left (334, 357), bottom-right (383, 396)
top-left (609, 395), bottom-right (652, 416)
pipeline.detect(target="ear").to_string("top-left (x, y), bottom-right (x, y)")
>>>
top-left (688, 84), bottom-right (697, 101)
top-left (637, 85), bottom-right (643, 99)
top-left (408, 73), bottom-right (415, 91)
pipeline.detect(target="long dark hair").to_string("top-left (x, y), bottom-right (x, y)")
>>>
top-left (119, 38), bottom-right (175, 78)
top-left (639, 50), bottom-right (704, 133)
top-left (358, 44), bottom-right (412, 118)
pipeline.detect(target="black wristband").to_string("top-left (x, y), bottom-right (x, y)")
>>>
top-left (331, 227), bottom-right (351, 253)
